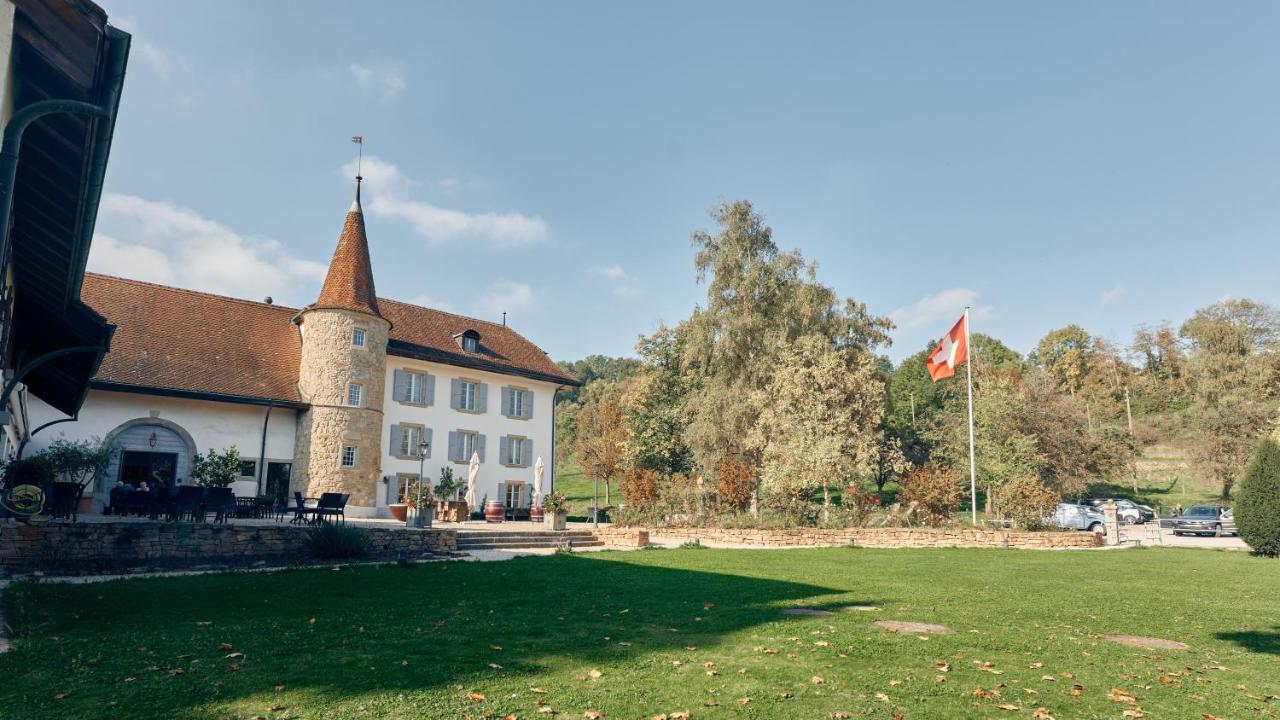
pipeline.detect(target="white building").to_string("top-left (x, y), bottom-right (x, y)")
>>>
top-left (26, 177), bottom-right (580, 517)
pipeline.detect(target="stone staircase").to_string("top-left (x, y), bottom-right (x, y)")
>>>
top-left (455, 529), bottom-right (603, 552)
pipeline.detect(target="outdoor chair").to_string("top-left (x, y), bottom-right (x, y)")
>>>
top-left (290, 491), bottom-right (318, 524)
top-left (205, 487), bottom-right (236, 523)
top-left (171, 486), bottom-right (204, 521)
top-left (312, 492), bottom-right (349, 524)
top-left (48, 482), bottom-right (82, 521)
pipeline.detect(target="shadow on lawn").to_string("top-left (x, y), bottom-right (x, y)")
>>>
top-left (1215, 626), bottom-right (1280, 655)
top-left (1, 552), bottom-right (877, 719)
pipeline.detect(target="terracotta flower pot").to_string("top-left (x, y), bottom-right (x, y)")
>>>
top-left (388, 503), bottom-right (408, 522)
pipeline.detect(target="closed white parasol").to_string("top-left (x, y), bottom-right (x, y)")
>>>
top-left (533, 456), bottom-right (545, 505)
top-left (466, 451), bottom-right (480, 509)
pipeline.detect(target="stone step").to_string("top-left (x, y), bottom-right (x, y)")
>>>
top-left (458, 540), bottom-right (605, 550)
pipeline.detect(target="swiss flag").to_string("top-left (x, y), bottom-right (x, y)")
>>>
top-left (926, 313), bottom-right (968, 382)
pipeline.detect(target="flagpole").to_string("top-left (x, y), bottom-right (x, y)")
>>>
top-left (964, 306), bottom-right (978, 525)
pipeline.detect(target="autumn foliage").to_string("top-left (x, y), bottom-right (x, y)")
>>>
top-left (715, 458), bottom-right (756, 511)
top-left (620, 468), bottom-right (660, 509)
top-left (899, 464), bottom-right (965, 526)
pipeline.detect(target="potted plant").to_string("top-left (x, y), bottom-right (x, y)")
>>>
top-left (433, 466), bottom-right (463, 522)
top-left (405, 477), bottom-right (434, 528)
top-left (542, 491), bottom-right (568, 531)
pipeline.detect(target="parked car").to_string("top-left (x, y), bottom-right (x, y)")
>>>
top-left (1077, 497), bottom-right (1155, 524)
top-left (1114, 499), bottom-right (1156, 525)
top-left (1047, 503), bottom-right (1107, 534)
top-left (1172, 504), bottom-right (1235, 537)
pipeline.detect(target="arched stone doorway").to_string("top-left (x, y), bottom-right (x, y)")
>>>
top-left (101, 418), bottom-right (198, 500)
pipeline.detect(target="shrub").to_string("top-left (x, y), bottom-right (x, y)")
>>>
top-left (190, 446), bottom-right (242, 488)
top-left (1, 455), bottom-right (57, 490)
top-left (992, 477), bottom-right (1060, 530)
top-left (40, 437), bottom-right (112, 490)
top-left (620, 468), bottom-right (660, 509)
top-left (1236, 438), bottom-right (1280, 558)
top-left (434, 466), bottom-right (461, 501)
top-left (306, 524), bottom-right (372, 560)
top-left (541, 491), bottom-right (568, 514)
top-left (899, 464), bottom-right (965, 527)
top-left (714, 458), bottom-right (756, 511)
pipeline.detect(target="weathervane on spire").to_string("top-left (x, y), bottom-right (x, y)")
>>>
top-left (350, 136), bottom-right (364, 210)
top-left (351, 135), bottom-right (364, 178)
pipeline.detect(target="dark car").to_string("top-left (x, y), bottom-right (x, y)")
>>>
top-left (1172, 504), bottom-right (1232, 537)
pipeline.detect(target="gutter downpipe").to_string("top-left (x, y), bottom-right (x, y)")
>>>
top-left (256, 401), bottom-right (274, 495)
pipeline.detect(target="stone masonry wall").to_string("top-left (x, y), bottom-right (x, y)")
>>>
top-left (636, 527), bottom-right (1103, 550)
top-left (295, 309), bottom-right (391, 507)
top-left (0, 522), bottom-right (457, 573)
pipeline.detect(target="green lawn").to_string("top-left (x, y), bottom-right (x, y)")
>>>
top-left (3, 547), bottom-right (1278, 719)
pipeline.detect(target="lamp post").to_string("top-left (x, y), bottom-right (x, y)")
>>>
top-left (592, 460), bottom-right (600, 529)
top-left (414, 438), bottom-right (431, 527)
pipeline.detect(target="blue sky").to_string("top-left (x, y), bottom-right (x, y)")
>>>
top-left (91, 1), bottom-right (1280, 364)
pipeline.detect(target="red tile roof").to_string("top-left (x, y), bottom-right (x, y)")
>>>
top-left (314, 201), bottom-right (382, 318)
top-left (79, 273), bottom-right (578, 406)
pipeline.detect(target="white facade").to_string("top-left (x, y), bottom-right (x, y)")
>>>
top-left (380, 356), bottom-right (558, 514)
top-left (26, 390), bottom-right (299, 507)
top-left (24, 360), bottom-right (562, 516)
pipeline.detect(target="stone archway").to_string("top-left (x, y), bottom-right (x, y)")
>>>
top-left (101, 417), bottom-right (198, 497)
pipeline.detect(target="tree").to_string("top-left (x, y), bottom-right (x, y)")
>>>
top-left (680, 201), bottom-right (891, 474)
top-left (570, 382), bottom-right (627, 505)
top-left (1030, 325), bottom-right (1094, 396)
top-left (40, 437), bottom-right (112, 491)
top-left (1180, 299), bottom-right (1280, 499)
top-left (555, 355), bottom-right (643, 405)
top-left (899, 464), bottom-right (965, 526)
top-left (190, 446), bottom-right (242, 488)
top-left (749, 335), bottom-right (885, 518)
top-left (1236, 437), bottom-right (1280, 557)
top-left (621, 326), bottom-right (694, 477)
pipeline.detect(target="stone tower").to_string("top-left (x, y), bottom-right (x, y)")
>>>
top-left (293, 177), bottom-right (390, 512)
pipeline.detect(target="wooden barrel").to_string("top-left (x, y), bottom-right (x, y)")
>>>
top-left (484, 500), bottom-right (505, 523)
top-left (530, 505), bottom-right (545, 524)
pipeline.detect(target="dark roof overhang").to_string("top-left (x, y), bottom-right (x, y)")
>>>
top-left (387, 339), bottom-right (583, 387)
top-left (1, 2), bottom-right (130, 415)
top-left (91, 381), bottom-right (310, 411)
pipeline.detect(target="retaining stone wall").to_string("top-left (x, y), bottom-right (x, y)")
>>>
top-left (639, 526), bottom-right (1102, 550)
top-left (0, 522), bottom-right (456, 574)
top-left (594, 528), bottom-right (649, 548)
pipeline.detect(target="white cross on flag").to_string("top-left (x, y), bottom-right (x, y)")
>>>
top-left (926, 313), bottom-right (969, 382)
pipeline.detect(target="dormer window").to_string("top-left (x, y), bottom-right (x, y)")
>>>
top-left (454, 329), bottom-right (481, 353)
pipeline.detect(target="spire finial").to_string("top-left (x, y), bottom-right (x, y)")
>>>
top-left (350, 135), bottom-right (364, 213)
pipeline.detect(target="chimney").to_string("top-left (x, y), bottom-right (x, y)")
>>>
top-left (264, 296), bottom-right (274, 305)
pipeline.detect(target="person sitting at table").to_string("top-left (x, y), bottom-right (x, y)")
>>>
top-left (138, 481), bottom-right (150, 493)
top-left (108, 481), bottom-right (125, 515)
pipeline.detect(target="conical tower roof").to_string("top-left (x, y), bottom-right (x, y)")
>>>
top-left (314, 177), bottom-right (382, 318)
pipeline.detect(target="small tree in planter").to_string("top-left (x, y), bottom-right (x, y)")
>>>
top-left (190, 446), bottom-right (242, 488)
top-left (433, 466), bottom-right (464, 521)
top-left (542, 491), bottom-right (568, 530)
top-left (42, 437), bottom-right (113, 492)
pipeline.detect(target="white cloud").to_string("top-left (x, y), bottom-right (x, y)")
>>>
top-left (343, 156), bottom-right (548, 248)
top-left (349, 62), bottom-right (407, 101)
top-left (113, 18), bottom-right (184, 82)
top-left (1099, 284), bottom-right (1126, 306)
top-left (476, 282), bottom-right (539, 320)
top-left (406, 293), bottom-right (456, 314)
top-left (89, 193), bottom-right (326, 305)
top-left (888, 287), bottom-right (990, 332)
top-left (588, 264), bottom-right (639, 297)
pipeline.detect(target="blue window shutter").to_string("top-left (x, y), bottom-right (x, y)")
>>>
top-left (523, 439), bottom-right (533, 468)
top-left (501, 386), bottom-right (511, 416)
top-left (476, 433), bottom-right (486, 463)
top-left (389, 425), bottom-right (402, 457)
top-left (422, 428), bottom-right (433, 459)
top-left (450, 379), bottom-right (461, 410)
top-left (393, 370), bottom-right (408, 403)
top-left (499, 436), bottom-right (510, 466)
top-left (426, 374), bottom-right (436, 406)
top-left (525, 391), bottom-right (534, 419)
top-left (497, 482), bottom-right (506, 508)
top-left (477, 383), bottom-right (489, 413)
top-left (448, 431), bottom-right (461, 462)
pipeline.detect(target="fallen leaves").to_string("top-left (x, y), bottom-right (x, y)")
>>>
top-left (811, 676), bottom-right (826, 685)
top-left (467, 692), bottom-right (486, 703)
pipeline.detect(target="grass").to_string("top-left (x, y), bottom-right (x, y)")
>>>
top-left (3, 547), bottom-right (1279, 719)
top-left (1086, 444), bottom-right (1227, 511)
